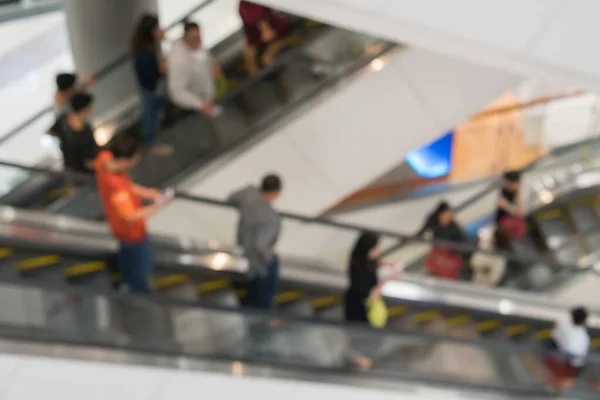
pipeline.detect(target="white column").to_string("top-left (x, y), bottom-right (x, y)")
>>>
top-left (62, 0), bottom-right (158, 122)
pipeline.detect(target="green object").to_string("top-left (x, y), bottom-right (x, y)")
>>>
top-left (367, 296), bottom-right (388, 328)
top-left (215, 74), bottom-right (228, 98)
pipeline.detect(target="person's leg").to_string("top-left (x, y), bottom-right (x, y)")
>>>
top-left (140, 89), bottom-right (158, 144)
top-left (243, 44), bottom-right (259, 75)
top-left (117, 241), bottom-right (132, 291)
top-left (125, 237), bottom-right (153, 293)
top-left (260, 39), bottom-right (287, 66)
top-left (257, 255), bottom-right (280, 310)
top-left (244, 275), bottom-right (260, 308)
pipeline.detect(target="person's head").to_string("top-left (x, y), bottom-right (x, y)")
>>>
top-left (436, 201), bottom-right (453, 227)
top-left (493, 227), bottom-right (511, 251)
top-left (132, 14), bottom-right (164, 51)
top-left (350, 231), bottom-right (381, 269)
top-left (571, 307), bottom-right (588, 327)
top-left (108, 134), bottom-right (142, 171)
top-left (504, 170), bottom-right (521, 192)
top-left (56, 73), bottom-right (77, 94)
top-left (183, 21), bottom-right (201, 49)
top-left (260, 174), bottom-right (282, 203)
top-left (69, 92), bottom-right (94, 117)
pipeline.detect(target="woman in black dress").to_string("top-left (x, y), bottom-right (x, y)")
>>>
top-left (344, 232), bottom-right (400, 369)
top-left (345, 232), bottom-right (381, 323)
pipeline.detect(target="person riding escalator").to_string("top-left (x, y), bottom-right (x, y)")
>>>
top-left (418, 202), bottom-right (472, 280)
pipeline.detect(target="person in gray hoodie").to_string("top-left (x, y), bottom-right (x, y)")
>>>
top-left (228, 174), bottom-right (283, 309)
top-left (167, 21), bottom-right (221, 115)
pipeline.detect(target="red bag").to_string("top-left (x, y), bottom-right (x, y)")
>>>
top-left (500, 215), bottom-right (527, 239)
top-left (425, 247), bottom-right (463, 279)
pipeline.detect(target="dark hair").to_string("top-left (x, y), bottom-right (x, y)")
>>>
top-left (349, 231), bottom-right (380, 271)
top-left (183, 21), bottom-right (200, 34)
top-left (435, 201), bottom-right (451, 215)
top-left (260, 174), bottom-right (282, 193)
top-left (56, 73), bottom-right (77, 92)
top-left (571, 307), bottom-right (588, 326)
top-left (110, 134), bottom-right (141, 159)
top-left (493, 228), bottom-right (511, 251)
top-left (70, 92), bottom-right (93, 112)
top-left (504, 170), bottom-right (521, 183)
top-left (132, 14), bottom-right (160, 51)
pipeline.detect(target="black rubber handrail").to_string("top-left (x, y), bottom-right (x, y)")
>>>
top-left (0, 158), bottom-right (586, 270)
top-left (0, 0), bottom-right (222, 147)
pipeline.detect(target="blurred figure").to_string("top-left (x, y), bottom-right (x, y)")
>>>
top-left (96, 134), bottom-right (171, 293)
top-left (496, 170), bottom-right (522, 223)
top-left (51, 92), bottom-right (99, 177)
top-left (54, 72), bottom-right (95, 116)
top-left (132, 14), bottom-right (167, 144)
top-left (228, 174), bottom-right (283, 309)
top-left (544, 307), bottom-right (590, 389)
top-left (471, 228), bottom-right (511, 286)
top-left (168, 21), bottom-right (222, 116)
top-left (419, 201), bottom-right (467, 244)
top-left (344, 232), bottom-right (400, 369)
top-left (239, 1), bottom-right (291, 75)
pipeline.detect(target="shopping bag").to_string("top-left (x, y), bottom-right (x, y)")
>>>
top-left (500, 215), bottom-right (527, 240)
top-left (366, 296), bottom-right (388, 328)
top-left (426, 247), bottom-right (463, 279)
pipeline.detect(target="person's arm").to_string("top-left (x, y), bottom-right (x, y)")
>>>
top-left (253, 220), bottom-right (276, 262)
top-left (498, 195), bottom-right (520, 215)
top-left (167, 48), bottom-right (207, 111)
top-left (212, 59), bottom-right (222, 79)
top-left (132, 184), bottom-right (161, 201)
top-left (110, 190), bottom-right (166, 223)
top-left (82, 132), bottom-right (100, 171)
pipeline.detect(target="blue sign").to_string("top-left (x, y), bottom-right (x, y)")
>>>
top-left (406, 131), bottom-right (453, 178)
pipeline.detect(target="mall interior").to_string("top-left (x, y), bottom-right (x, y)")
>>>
top-left (1, 0), bottom-right (600, 398)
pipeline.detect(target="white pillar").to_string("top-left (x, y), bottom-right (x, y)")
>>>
top-left (62, 0), bottom-right (158, 122)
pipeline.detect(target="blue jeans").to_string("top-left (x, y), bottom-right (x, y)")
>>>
top-left (118, 237), bottom-right (153, 293)
top-left (140, 88), bottom-right (165, 143)
top-left (246, 255), bottom-right (279, 310)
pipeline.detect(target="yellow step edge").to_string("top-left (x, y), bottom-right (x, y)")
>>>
top-left (274, 290), bottom-right (305, 305)
top-left (412, 310), bottom-right (440, 323)
top-left (591, 338), bottom-right (600, 348)
top-left (534, 329), bottom-right (553, 340)
top-left (506, 324), bottom-right (529, 337)
top-left (387, 305), bottom-right (408, 317)
top-left (0, 248), bottom-right (14, 259)
top-left (153, 274), bottom-right (191, 289)
top-left (17, 255), bottom-right (61, 271)
top-left (535, 209), bottom-right (562, 221)
top-left (236, 289), bottom-right (247, 298)
top-left (477, 320), bottom-right (500, 332)
top-left (111, 272), bottom-right (122, 282)
top-left (197, 279), bottom-right (230, 294)
top-left (65, 261), bottom-right (106, 277)
top-left (446, 315), bottom-right (471, 327)
top-left (310, 295), bottom-right (341, 309)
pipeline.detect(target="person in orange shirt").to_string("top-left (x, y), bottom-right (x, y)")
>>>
top-left (95, 134), bottom-right (171, 292)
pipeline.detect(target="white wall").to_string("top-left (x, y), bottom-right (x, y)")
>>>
top-left (0, 353), bottom-right (483, 399)
top-left (252, 0), bottom-right (600, 92)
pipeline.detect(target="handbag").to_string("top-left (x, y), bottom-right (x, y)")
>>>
top-left (426, 247), bottom-right (463, 279)
top-left (500, 215), bottom-right (527, 239)
top-left (366, 296), bottom-right (388, 328)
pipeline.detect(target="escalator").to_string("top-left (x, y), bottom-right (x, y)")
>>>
top-left (2, 204), bottom-right (600, 358)
top-left (0, 221), bottom-right (599, 397)
top-left (0, 8), bottom-right (394, 218)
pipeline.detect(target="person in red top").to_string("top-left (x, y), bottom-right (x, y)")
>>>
top-left (95, 134), bottom-right (171, 292)
top-left (239, 0), bottom-right (291, 75)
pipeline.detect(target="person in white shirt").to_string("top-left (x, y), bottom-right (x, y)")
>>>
top-left (545, 307), bottom-right (590, 388)
top-left (167, 21), bottom-right (222, 115)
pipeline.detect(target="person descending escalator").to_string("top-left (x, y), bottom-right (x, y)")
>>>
top-left (228, 174), bottom-right (283, 310)
top-left (544, 307), bottom-right (591, 390)
top-left (496, 170), bottom-right (526, 239)
top-left (419, 202), bottom-right (472, 280)
top-left (239, 0), bottom-right (292, 76)
top-left (344, 232), bottom-right (401, 370)
top-left (53, 72), bottom-right (95, 116)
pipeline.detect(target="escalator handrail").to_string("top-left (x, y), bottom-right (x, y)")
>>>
top-left (0, 157), bottom-right (589, 271)
top-left (0, 0), bottom-right (224, 147)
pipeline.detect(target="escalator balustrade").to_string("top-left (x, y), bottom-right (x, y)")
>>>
top-left (1, 240), bottom-right (599, 355)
